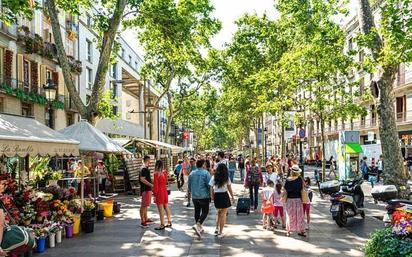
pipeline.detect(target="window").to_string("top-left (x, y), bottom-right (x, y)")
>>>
top-left (112, 106), bottom-right (118, 115)
top-left (396, 96), bottom-right (406, 121)
top-left (120, 47), bottom-right (124, 58)
top-left (361, 115), bottom-right (366, 127)
top-left (67, 114), bottom-right (74, 126)
top-left (128, 55), bottom-right (132, 64)
top-left (371, 105), bottom-right (376, 126)
top-left (86, 67), bottom-right (92, 89)
top-left (86, 40), bottom-right (92, 62)
top-left (21, 103), bottom-right (32, 117)
top-left (359, 77), bottom-right (365, 94)
top-left (134, 61), bottom-right (138, 71)
top-left (46, 69), bottom-right (52, 82)
top-left (111, 63), bottom-right (117, 79)
top-left (23, 60), bottom-right (30, 91)
top-left (86, 14), bottom-right (93, 27)
top-left (348, 38), bottom-right (353, 52)
top-left (112, 83), bottom-right (118, 98)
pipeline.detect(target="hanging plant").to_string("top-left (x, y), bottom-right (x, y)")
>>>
top-left (51, 100), bottom-right (64, 110)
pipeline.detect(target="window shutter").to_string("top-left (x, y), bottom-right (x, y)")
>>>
top-left (17, 54), bottom-right (24, 83)
top-left (31, 61), bottom-right (38, 93)
top-left (4, 50), bottom-right (13, 84)
top-left (52, 71), bottom-right (59, 94)
top-left (39, 65), bottom-right (46, 87)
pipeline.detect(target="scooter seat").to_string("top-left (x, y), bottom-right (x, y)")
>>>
top-left (388, 199), bottom-right (412, 205)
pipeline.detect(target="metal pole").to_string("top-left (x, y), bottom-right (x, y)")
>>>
top-left (299, 120), bottom-right (304, 178)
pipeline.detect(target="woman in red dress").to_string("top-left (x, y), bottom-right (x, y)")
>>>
top-left (153, 160), bottom-right (172, 230)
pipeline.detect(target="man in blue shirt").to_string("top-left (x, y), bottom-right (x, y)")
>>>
top-left (188, 159), bottom-right (211, 237)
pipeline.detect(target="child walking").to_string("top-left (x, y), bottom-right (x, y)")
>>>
top-left (273, 182), bottom-right (285, 229)
top-left (303, 177), bottom-right (313, 230)
top-left (261, 180), bottom-right (275, 230)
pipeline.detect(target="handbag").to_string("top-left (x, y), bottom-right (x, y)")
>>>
top-left (301, 178), bottom-right (310, 204)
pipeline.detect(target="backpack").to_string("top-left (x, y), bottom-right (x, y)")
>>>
top-left (250, 167), bottom-right (260, 185)
top-left (1, 225), bottom-right (36, 254)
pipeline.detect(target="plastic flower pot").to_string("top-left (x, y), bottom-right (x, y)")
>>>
top-left (96, 209), bottom-right (104, 221)
top-left (83, 220), bottom-right (94, 233)
top-left (73, 214), bottom-right (81, 235)
top-left (56, 230), bottom-right (62, 243)
top-left (99, 202), bottom-right (113, 218)
top-left (36, 237), bottom-right (46, 253)
top-left (66, 224), bottom-right (73, 238)
top-left (49, 233), bottom-right (56, 248)
top-left (81, 210), bottom-right (93, 221)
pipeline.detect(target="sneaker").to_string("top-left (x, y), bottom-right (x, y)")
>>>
top-left (217, 233), bottom-right (224, 238)
top-left (140, 223), bottom-right (149, 228)
top-left (192, 225), bottom-right (201, 238)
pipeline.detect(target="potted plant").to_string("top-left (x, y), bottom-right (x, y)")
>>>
top-left (82, 200), bottom-right (95, 221)
top-left (32, 225), bottom-right (47, 253)
top-left (20, 204), bottom-right (36, 226)
top-left (48, 171), bottom-right (62, 186)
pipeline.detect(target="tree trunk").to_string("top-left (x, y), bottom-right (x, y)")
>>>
top-left (378, 69), bottom-right (408, 191)
top-left (320, 118), bottom-right (326, 181)
top-left (165, 92), bottom-right (174, 144)
top-left (46, 0), bottom-right (86, 117)
top-left (357, 0), bottom-right (408, 193)
top-left (87, 0), bottom-right (127, 124)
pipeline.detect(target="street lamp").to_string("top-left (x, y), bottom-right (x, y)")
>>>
top-left (264, 127), bottom-right (268, 164)
top-left (43, 79), bottom-right (57, 129)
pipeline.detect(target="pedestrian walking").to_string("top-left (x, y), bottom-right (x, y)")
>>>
top-left (303, 177), bottom-right (313, 230)
top-left (328, 156), bottom-right (336, 178)
top-left (377, 155), bottom-right (383, 183)
top-left (244, 159), bottom-right (263, 211)
top-left (174, 160), bottom-right (184, 191)
top-left (228, 156), bottom-right (237, 183)
top-left (95, 160), bottom-right (108, 195)
top-left (188, 159), bottom-right (211, 238)
top-left (237, 154), bottom-right (245, 182)
top-left (360, 156), bottom-right (369, 181)
top-left (264, 163), bottom-right (278, 185)
top-left (209, 164), bottom-right (234, 238)
top-left (284, 165), bottom-right (306, 237)
top-left (261, 180), bottom-right (275, 230)
top-left (139, 156), bottom-right (154, 228)
top-left (273, 182), bottom-right (285, 229)
top-left (153, 160), bottom-right (172, 230)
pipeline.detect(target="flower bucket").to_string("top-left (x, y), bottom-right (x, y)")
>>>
top-left (100, 202), bottom-right (113, 218)
top-left (81, 210), bottom-right (93, 221)
top-left (73, 214), bottom-right (81, 235)
top-left (36, 237), bottom-right (46, 253)
top-left (66, 224), bottom-right (73, 238)
top-left (96, 209), bottom-right (104, 221)
top-left (56, 230), bottom-right (62, 243)
top-left (49, 233), bottom-right (56, 248)
top-left (83, 220), bottom-right (94, 233)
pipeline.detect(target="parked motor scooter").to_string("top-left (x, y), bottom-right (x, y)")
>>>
top-left (329, 178), bottom-right (365, 227)
top-left (371, 185), bottom-right (412, 225)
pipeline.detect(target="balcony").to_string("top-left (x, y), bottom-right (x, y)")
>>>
top-left (64, 95), bottom-right (78, 112)
top-left (397, 112), bottom-right (406, 122)
top-left (66, 21), bottom-right (78, 41)
top-left (67, 56), bottom-right (82, 74)
top-left (0, 78), bottom-right (51, 106)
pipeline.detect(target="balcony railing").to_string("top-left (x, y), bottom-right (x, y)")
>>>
top-left (64, 96), bottom-right (78, 112)
top-left (397, 112), bottom-right (405, 122)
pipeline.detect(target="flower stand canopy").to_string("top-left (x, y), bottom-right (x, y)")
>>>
top-left (0, 114), bottom-right (79, 157)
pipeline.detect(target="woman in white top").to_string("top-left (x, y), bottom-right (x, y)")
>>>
top-left (209, 163), bottom-right (234, 238)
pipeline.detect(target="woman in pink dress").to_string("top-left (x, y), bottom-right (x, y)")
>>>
top-left (152, 160), bottom-right (172, 230)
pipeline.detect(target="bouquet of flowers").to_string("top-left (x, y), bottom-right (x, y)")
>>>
top-left (0, 174), bottom-right (17, 195)
top-left (62, 187), bottom-right (76, 200)
top-left (20, 204), bottom-right (36, 221)
top-left (34, 198), bottom-right (50, 220)
top-left (391, 210), bottom-right (412, 237)
top-left (41, 185), bottom-right (63, 200)
top-left (31, 224), bottom-right (48, 239)
top-left (0, 194), bottom-right (21, 223)
top-left (83, 200), bottom-right (95, 211)
top-left (47, 222), bottom-right (63, 234)
top-left (68, 199), bottom-right (82, 214)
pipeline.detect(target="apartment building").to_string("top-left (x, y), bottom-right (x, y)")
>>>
top-left (0, 3), bottom-right (162, 141)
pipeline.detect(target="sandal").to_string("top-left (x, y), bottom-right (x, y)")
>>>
top-left (165, 223), bottom-right (172, 228)
top-left (154, 226), bottom-right (165, 230)
top-left (298, 232), bottom-right (307, 237)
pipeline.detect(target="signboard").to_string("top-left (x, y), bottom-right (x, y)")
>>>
top-left (299, 128), bottom-right (305, 139)
top-left (183, 131), bottom-right (189, 140)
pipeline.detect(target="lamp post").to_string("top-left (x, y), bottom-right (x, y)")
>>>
top-left (43, 79), bottom-right (57, 129)
top-left (264, 127), bottom-right (268, 164)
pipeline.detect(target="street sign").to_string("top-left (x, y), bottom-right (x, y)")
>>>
top-left (299, 128), bottom-right (305, 139)
top-left (183, 131), bottom-right (189, 140)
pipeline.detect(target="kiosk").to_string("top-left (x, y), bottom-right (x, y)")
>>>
top-left (337, 131), bottom-right (363, 180)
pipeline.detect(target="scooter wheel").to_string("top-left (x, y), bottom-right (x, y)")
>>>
top-left (335, 211), bottom-right (347, 227)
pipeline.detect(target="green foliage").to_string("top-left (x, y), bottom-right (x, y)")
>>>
top-left (104, 154), bottom-right (120, 174)
top-left (97, 90), bottom-right (120, 120)
top-left (364, 228), bottom-right (412, 257)
top-left (0, 0), bottom-right (36, 26)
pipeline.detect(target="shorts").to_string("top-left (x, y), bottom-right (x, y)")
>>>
top-left (141, 191), bottom-right (152, 207)
top-left (273, 206), bottom-right (284, 217)
top-left (303, 203), bottom-right (311, 215)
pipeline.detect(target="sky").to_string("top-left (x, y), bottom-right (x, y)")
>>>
top-left (123, 0), bottom-right (359, 59)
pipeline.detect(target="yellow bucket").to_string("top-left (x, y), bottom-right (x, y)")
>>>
top-left (100, 202), bottom-right (113, 218)
top-left (73, 214), bottom-right (81, 235)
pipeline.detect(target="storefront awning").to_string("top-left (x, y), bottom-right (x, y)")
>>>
top-left (0, 114), bottom-right (79, 157)
top-left (59, 121), bottom-right (125, 153)
top-left (96, 119), bottom-right (144, 138)
top-left (114, 137), bottom-right (184, 154)
top-left (345, 143), bottom-right (363, 154)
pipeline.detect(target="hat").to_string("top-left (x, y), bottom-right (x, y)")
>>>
top-left (291, 165), bottom-right (302, 174)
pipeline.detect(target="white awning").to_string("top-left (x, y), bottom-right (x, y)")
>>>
top-left (0, 114), bottom-right (79, 157)
top-left (136, 138), bottom-right (184, 154)
top-left (59, 121), bottom-right (125, 153)
top-left (96, 119), bottom-right (144, 138)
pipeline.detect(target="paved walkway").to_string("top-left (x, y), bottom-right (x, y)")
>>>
top-left (41, 171), bottom-right (385, 257)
